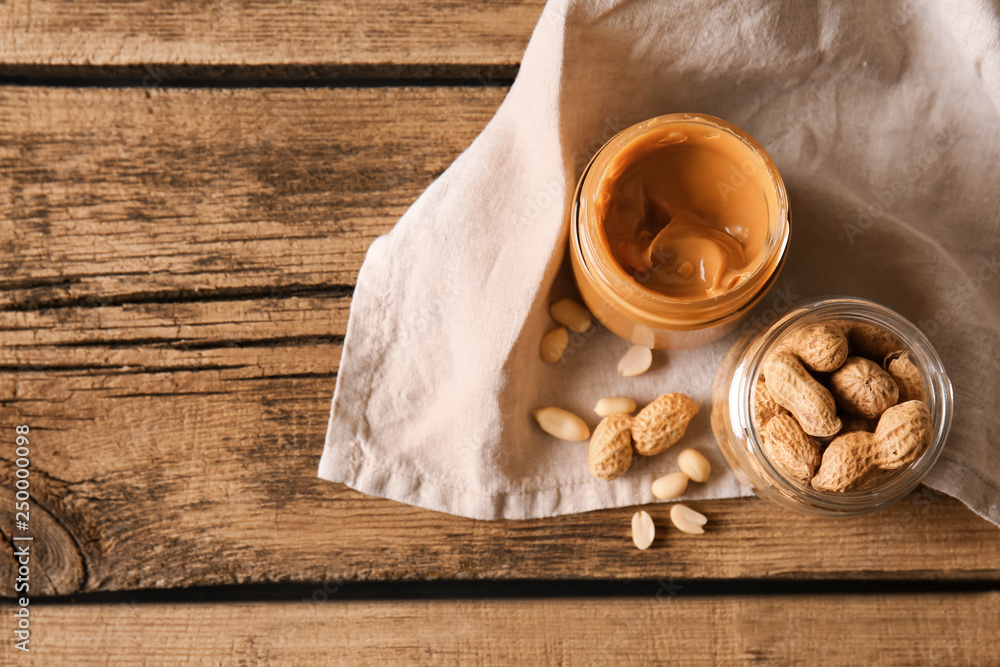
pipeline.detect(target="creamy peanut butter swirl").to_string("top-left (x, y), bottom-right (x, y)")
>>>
top-left (595, 123), bottom-right (771, 300)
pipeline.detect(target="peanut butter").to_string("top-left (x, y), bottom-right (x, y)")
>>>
top-left (571, 113), bottom-right (789, 349)
top-left (594, 122), bottom-right (773, 300)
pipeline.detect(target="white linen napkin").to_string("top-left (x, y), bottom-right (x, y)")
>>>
top-left (319, 0), bottom-right (1000, 525)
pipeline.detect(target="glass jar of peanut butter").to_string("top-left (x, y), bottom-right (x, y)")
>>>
top-left (710, 297), bottom-right (953, 516)
top-left (570, 113), bottom-right (790, 349)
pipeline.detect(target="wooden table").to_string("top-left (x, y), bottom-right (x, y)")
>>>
top-left (1, 2), bottom-right (998, 664)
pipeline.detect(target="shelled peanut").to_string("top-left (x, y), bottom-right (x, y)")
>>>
top-left (532, 392), bottom-right (700, 482)
top-left (755, 321), bottom-right (932, 492)
top-left (533, 299), bottom-right (700, 482)
top-left (539, 298), bottom-right (591, 363)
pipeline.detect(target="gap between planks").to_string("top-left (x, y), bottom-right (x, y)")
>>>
top-left (27, 577), bottom-right (1000, 605)
top-left (0, 63), bottom-right (520, 88)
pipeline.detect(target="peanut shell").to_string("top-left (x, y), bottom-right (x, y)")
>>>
top-left (873, 400), bottom-right (932, 470)
top-left (762, 352), bottom-right (842, 438)
top-left (884, 350), bottom-right (928, 403)
top-left (761, 413), bottom-right (822, 485)
top-left (631, 393), bottom-right (700, 456)
top-left (830, 356), bottom-right (899, 418)
top-left (753, 376), bottom-right (790, 433)
top-left (588, 413), bottom-right (633, 480)
top-left (845, 322), bottom-right (903, 360)
top-left (777, 322), bottom-right (849, 373)
top-left (811, 431), bottom-right (880, 492)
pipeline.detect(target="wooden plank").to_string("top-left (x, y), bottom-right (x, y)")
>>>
top-left (0, 0), bottom-right (544, 68)
top-left (0, 86), bottom-right (506, 309)
top-left (0, 294), bottom-right (350, 372)
top-left (3, 594), bottom-right (998, 665)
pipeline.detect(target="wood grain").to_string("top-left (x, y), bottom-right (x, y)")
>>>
top-left (2, 87), bottom-right (999, 596)
top-left (3, 594), bottom-right (998, 665)
top-left (0, 0), bottom-right (544, 68)
top-left (0, 86), bottom-right (504, 311)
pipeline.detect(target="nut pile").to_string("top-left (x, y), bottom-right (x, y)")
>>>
top-left (536, 390), bottom-right (712, 551)
top-left (541, 298), bottom-right (655, 377)
top-left (539, 298), bottom-right (591, 363)
top-left (755, 321), bottom-right (932, 492)
top-left (534, 297), bottom-right (713, 550)
top-left (590, 393), bottom-right (700, 479)
top-left (534, 392), bottom-right (700, 480)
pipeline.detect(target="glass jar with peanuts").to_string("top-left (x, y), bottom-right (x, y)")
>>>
top-left (711, 296), bottom-right (953, 516)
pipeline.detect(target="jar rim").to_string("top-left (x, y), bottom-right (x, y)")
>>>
top-left (572, 113), bottom-right (790, 326)
top-left (730, 296), bottom-right (953, 514)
